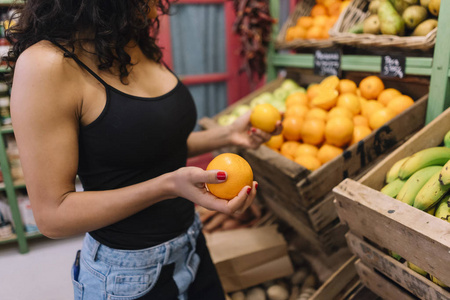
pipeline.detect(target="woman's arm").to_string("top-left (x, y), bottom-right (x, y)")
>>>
top-left (11, 43), bottom-right (254, 239)
top-left (187, 111), bottom-right (282, 157)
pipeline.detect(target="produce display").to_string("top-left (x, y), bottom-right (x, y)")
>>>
top-left (379, 131), bottom-right (450, 288)
top-left (220, 76), bottom-right (415, 172)
top-left (349, 0), bottom-right (440, 36)
top-left (285, 0), bottom-right (351, 41)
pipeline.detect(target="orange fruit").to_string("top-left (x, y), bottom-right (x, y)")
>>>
top-left (307, 84), bottom-right (321, 100)
top-left (340, 0), bottom-right (351, 12)
top-left (317, 144), bottom-right (344, 164)
top-left (353, 115), bottom-right (369, 127)
top-left (305, 107), bottom-right (328, 121)
top-left (323, 0), bottom-right (340, 8)
top-left (356, 88), bottom-right (361, 97)
top-left (294, 144), bottom-right (319, 158)
top-left (311, 89), bottom-right (339, 110)
top-left (321, 27), bottom-right (330, 39)
top-left (351, 125), bottom-right (372, 145)
top-left (250, 103), bottom-right (282, 132)
top-left (369, 108), bottom-right (396, 130)
top-left (313, 15), bottom-right (329, 28)
top-left (320, 75), bottom-right (340, 90)
top-left (377, 88), bottom-right (402, 106)
top-left (326, 15), bottom-right (339, 28)
top-left (338, 79), bottom-right (357, 94)
top-left (282, 117), bottom-right (303, 141)
top-left (265, 134), bottom-right (284, 150)
top-left (359, 76), bottom-right (385, 100)
top-left (328, 1), bottom-right (342, 16)
top-left (296, 16), bottom-right (314, 29)
top-left (336, 93), bottom-right (361, 115)
top-left (386, 95), bottom-right (414, 115)
top-left (306, 26), bottom-right (324, 39)
top-left (310, 4), bottom-right (328, 17)
top-left (286, 92), bottom-right (309, 108)
top-left (327, 106), bottom-right (353, 120)
top-left (295, 155), bottom-right (322, 171)
top-left (285, 104), bottom-right (309, 119)
top-left (361, 100), bottom-right (384, 120)
top-left (206, 153), bottom-right (253, 200)
top-left (286, 26), bottom-right (307, 41)
top-left (280, 140), bottom-right (301, 157)
top-left (301, 118), bottom-right (326, 145)
top-left (325, 116), bottom-right (354, 147)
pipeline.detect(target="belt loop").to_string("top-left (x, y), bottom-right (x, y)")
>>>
top-left (164, 244), bottom-right (171, 264)
top-left (88, 235), bottom-right (101, 262)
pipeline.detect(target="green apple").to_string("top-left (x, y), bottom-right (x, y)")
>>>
top-left (217, 114), bottom-right (237, 126)
top-left (280, 79), bottom-right (300, 92)
top-left (250, 93), bottom-right (273, 108)
top-left (288, 87), bottom-right (306, 95)
top-left (273, 88), bottom-right (289, 102)
top-left (269, 98), bottom-right (286, 113)
top-left (231, 104), bottom-right (251, 117)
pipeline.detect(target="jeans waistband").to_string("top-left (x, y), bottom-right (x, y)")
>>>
top-left (82, 214), bottom-right (202, 268)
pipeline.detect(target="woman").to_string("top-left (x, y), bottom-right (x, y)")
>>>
top-left (5, 0), bottom-right (282, 299)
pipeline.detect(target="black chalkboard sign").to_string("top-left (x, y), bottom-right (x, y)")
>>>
top-left (314, 49), bottom-right (341, 77)
top-left (381, 55), bottom-right (406, 78)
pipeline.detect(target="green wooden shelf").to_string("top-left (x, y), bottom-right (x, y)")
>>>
top-left (1, 125), bottom-right (12, 134)
top-left (0, 0), bottom-right (23, 6)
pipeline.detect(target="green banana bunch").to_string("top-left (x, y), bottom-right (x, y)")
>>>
top-left (396, 166), bottom-right (443, 206)
top-left (389, 250), bottom-right (402, 261)
top-left (444, 130), bottom-right (450, 148)
top-left (407, 261), bottom-right (428, 277)
top-left (398, 147), bottom-right (450, 180)
top-left (439, 160), bottom-right (450, 185)
top-left (380, 178), bottom-right (406, 198)
top-left (385, 156), bottom-right (410, 183)
top-left (414, 169), bottom-right (450, 211)
top-left (434, 194), bottom-right (450, 221)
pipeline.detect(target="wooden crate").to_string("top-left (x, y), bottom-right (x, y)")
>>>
top-left (333, 106), bottom-right (450, 299)
top-left (200, 70), bottom-right (429, 254)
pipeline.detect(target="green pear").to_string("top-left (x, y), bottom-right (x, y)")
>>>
top-left (378, 0), bottom-right (406, 35)
top-left (369, 0), bottom-right (381, 14)
top-left (402, 5), bottom-right (428, 29)
top-left (420, 0), bottom-right (431, 7)
top-left (363, 15), bottom-right (381, 34)
top-left (428, 0), bottom-right (440, 16)
top-left (391, 0), bottom-right (410, 14)
top-left (412, 19), bottom-right (438, 36)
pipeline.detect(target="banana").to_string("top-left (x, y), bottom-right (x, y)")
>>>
top-left (389, 250), bottom-right (402, 261)
top-left (430, 275), bottom-right (449, 288)
top-left (439, 160), bottom-right (450, 185)
top-left (426, 205), bottom-right (437, 215)
top-left (407, 261), bottom-right (428, 277)
top-left (434, 194), bottom-right (450, 221)
top-left (398, 147), bottom-right (450, 180)
top-left (444, 130), bottom-right (450, 148)
top-left (385, 156), bottom-right (410, 183)
top-left (414, 169), bottom-right (450, 211)
top-left (380, 178), bottom-right (406, 198)
top-left (396, 166), bottom-right (443, 206)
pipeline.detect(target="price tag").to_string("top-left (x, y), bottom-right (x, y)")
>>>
top-left (381, 55), bottom-right (405, 78)
top-left (314, 49), bottom-right (341, 77)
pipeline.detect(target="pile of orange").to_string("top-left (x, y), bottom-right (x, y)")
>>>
top-left (285, 0), bottom-right (351, 41)
top-left (265, 75), bottom-right (415, 172)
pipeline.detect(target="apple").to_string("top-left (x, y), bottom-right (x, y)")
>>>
top-left (288, 87), bottom-right (306, 95)
top-left (250, 93), bottom-right (273, 108)
top-left (269, 98), bottom-right (286, 113)
top-left (231, 104), bottom-right (251, 117)
top-left (217, 114), bottom-right (237, 126)
top-left (273, 88), bottom-right (289, 102)
top-left (280, 79), bottom-right (300, 92)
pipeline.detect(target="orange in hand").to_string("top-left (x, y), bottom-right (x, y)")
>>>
top-left (206, 153), bottom-right (253, 200)
top-left (250, 103), bottom-right (281, 133)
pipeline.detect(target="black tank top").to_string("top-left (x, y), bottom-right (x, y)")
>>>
top-left (53, 42), bottom-right (197, 250)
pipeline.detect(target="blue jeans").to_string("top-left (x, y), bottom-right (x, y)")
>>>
top-left (71, 215), bottom-right (224, 300)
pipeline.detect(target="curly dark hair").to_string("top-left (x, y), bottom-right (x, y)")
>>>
top-left (4, 0), bottom-right (171, 83)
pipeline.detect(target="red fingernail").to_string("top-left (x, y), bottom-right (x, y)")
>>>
top-left (247, 187), bottom-right (252, 195)
top-left (251, 128), bottom-right (257, 133)
top-left (247, 130), bottom-right (252, 135)
top-left (217, 172), bottom-right (226, 180)
top-left (255, 183), bottom-right (258, 190)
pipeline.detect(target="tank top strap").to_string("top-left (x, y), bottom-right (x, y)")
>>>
top-left (50, 40), bottom-right (109, 88)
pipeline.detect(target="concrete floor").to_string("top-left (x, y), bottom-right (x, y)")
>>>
top-left (0, 234), bottom-right (84, 300)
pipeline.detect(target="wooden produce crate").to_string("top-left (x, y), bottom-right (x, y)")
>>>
top-left (275, 0), bottom-right (335, 50)
top-left (333, 107), bottom-right (450, 299)
top-left (200, 70), bottom-right (429, 254)
top-left (329, 0), bottom-right (437, 51)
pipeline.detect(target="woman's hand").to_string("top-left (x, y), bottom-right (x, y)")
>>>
top-left (227, 111), bottom-right (283, 150)
top-left (171, 167), bottom-right (257, 215)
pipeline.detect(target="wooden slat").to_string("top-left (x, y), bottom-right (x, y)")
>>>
top-left (310, 256), bottom-right (358, 300)
top-left (354, 260), bottom-right (418, 300)
top-left (348, 234), bottom-right (450, 300)
top-left (334, 179), bottom-right (450, 287)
